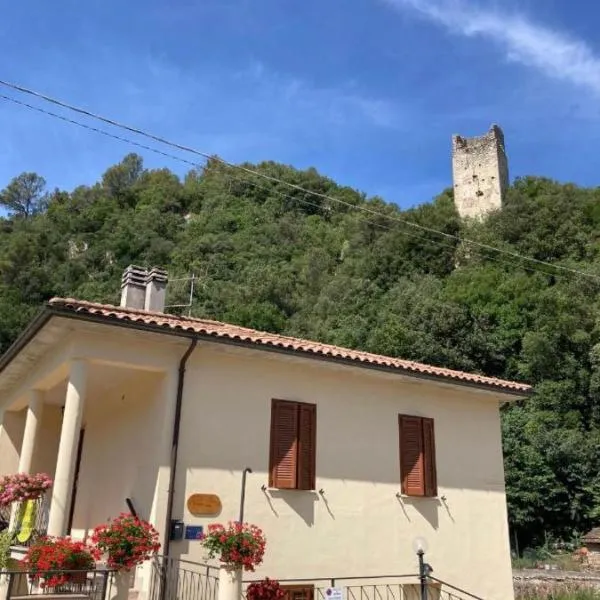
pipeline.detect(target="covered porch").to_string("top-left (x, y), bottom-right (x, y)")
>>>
top-left (0, 320), bottom-right (183, 548)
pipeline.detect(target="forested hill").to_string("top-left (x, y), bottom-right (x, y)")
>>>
top-left (2, 153), bottom-right (600, 550)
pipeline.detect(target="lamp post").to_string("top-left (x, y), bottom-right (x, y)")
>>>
top-left (413, 538), bottom-right (433, 600)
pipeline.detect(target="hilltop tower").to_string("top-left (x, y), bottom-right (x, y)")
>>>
top-left (451, 124), bottom-right (509, 220)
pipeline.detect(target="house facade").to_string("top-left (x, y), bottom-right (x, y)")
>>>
top-left (0, 266), bottom-right (531, 600)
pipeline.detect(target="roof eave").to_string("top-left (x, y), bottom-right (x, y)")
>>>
top-left (27, 304), bottom-right (530, 398)
top-left (0, 307), bottom-right (53, 376)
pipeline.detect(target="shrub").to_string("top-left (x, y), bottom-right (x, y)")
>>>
top-left (0, 530), bottom-right (12, 571)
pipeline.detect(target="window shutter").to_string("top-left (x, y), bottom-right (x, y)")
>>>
top-left (270, 400), bottom-right (299, 489)
top-left (297, 403), bottom-right (317, 490)
top-left (282, 586), bottom-right (314, 600)
top-left (399, 415), bottom-right (425, 496)
top-left (423, 418), bottom-right (437, 497)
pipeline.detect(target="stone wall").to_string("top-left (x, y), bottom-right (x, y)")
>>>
top-left (452, 124), bottom-right (509, 220)
top-left (513, 569), bottom-right (600, 597)
top-left (586, 545), bottom-right (600, 570)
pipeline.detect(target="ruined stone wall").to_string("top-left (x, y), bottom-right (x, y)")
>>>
top-left (513, 569), bottom-right (600, 598)
top-left (452, 124), bottom-right (509, 220)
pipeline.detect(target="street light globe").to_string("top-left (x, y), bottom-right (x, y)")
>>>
top-left (412, 536), bottom-right (428, 554)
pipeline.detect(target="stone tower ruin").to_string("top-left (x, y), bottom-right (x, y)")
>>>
top-left (452, 124), bottom-right (509, 220)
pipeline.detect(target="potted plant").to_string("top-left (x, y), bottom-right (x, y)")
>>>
top-left (202, 522), bottom-right (266, 600)
top-left (91, 513), bottom-right (160, 600)
top-left (91, 513), bottom-right (160, 572)
top-left (0, 474), bottom-right (52, 507)
top-left (202, 522), bottom-right (266, 572)
top-left (247, 578), bottom-right (285, 600)
top-left (23, 536), bottom-right (98, 589)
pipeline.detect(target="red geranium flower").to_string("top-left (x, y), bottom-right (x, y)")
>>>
top-left (202, 522), bottom-right (266, 572)
top-left (91, 513), bottom-right (160, 572)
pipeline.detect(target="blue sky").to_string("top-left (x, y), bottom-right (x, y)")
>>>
top-left (1, 0), bottom-right (599, 209)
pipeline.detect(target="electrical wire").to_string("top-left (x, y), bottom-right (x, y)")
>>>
top-left (0, 92), bottom-right (586, 282)
top-left (0, 93), bottom-right (200, 169)
top-left (0, 83), bottom-right (597, 284)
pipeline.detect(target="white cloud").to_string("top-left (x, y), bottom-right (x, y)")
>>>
top-left (383, 0), bottom-right (600, 94)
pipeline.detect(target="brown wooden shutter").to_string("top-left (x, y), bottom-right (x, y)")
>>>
top-left (297, 403), bottom-right (317, 490)
top-left (269, 400), bottom-right (299, 489)
top-left (422, 418), bottom-right (437, 497)
top-left (399, 415), bottom-right (425, 496)
top-left (282, 586), bottom-right (314, 600)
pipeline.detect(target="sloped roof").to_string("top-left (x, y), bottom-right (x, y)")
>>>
top-left (583, 528), bottom-right (600, 544)
top-left (46, 298), bottom-right (532, 395)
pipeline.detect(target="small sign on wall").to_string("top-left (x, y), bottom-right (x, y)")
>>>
top-left (187, 494), bottom-right (222, 517)
top-left (185, 525), bottom-right (204, 541)
top-left (326, 589), bottom-right (343, 600)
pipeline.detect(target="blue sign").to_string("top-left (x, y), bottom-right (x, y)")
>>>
top-left (185, 525), bottom-right (204, 541)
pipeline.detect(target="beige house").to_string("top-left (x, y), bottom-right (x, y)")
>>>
top-left (0, 266), bottom-right (531, 600)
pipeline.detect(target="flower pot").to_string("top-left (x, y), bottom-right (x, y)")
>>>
top-left (0, 574), bottom-right (8, 600)
top-left (110, 570), bottom-right (133, 600)
top-left (217, 566), bottom-right (242, 600)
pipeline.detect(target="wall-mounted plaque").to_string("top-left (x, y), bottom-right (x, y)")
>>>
top-left (185, 525), bottom-right (204, 540)
top-left (186, 493), bottom-right (222, 517)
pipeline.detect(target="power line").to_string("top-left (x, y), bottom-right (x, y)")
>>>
top-left (0, 90), bottom-right (589, 283)
top-left (0, 93), bottom-right (200, 169)
top-left (0, 92), bottom-right (473, 268)
top-left (2, 97), bottom-right (587, 284)
top-left (1, 79), bottom-right (598, 283)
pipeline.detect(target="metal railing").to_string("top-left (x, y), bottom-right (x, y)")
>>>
top-left (0, 496), bottom-right (49, 547)
top-left (2, 568), bottom-right (114, 600)
top-left (429, 577), bottom-right (485, 600)
top-left (148, 557), bottom-right (485, 600)
top-left (243, 575), bottom-right (485, 600)
top-left (0, 504), bottom-right (10, 533)
top-left (244, 575), bottom-right (422, 600)
top-left (149, 556), bottom-right (220, 600)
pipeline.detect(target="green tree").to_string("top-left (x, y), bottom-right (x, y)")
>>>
top-left (0, 172), bottom-right (47, 217)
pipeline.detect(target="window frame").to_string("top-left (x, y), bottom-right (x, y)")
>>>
top-left (399, 414), bottom-right (437, 498)
top-left (280, 585), bottom-right (315, 600)
top-left (269, 399), bottom-right (317, 491)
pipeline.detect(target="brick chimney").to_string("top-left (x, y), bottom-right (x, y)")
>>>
top-left (120, 265), bottom-right (147, 309)
top-left (144, 267), bottom-right (168, 312)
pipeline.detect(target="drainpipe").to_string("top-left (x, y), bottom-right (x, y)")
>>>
top-left (163, 338), bottom-right (197, 559)
top-left (238, 467), bottom-right (252, 524)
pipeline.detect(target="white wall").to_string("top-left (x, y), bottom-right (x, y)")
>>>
top-left (0, 409), bottom-right (25, 476)
top-left (70, 372), bottom-right (167, 540)
top-left (172, 347), bottom-right (514, 600)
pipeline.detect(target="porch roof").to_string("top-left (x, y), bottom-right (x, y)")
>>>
top-left (0, 297), bottom-right (531, 398)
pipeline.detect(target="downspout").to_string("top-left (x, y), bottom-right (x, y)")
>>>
top-left (163, 338), bottom-right (197, 559)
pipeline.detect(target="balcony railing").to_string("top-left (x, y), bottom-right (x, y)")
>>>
top-left (148, 556), bottom-right (220, 600)
top-left (243, 575), bottom-right (485, 600)
top-left (2, 568), bottom-right (114, 600)
top-left (0, 496), bottom-right (49, 547)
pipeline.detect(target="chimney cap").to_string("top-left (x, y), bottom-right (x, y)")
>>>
top-left (121, 265), bottom-right (147, 288)
top-left (146, 267), bottom-right (168, 283)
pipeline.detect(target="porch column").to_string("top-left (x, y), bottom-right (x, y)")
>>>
top-left (47, 359), bottom-right (87, 537)
top-left (17, 390), bottom-right (44, 474)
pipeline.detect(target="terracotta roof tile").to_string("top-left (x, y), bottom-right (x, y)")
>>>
top-left (48, 298), bottom-right (532, 395)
